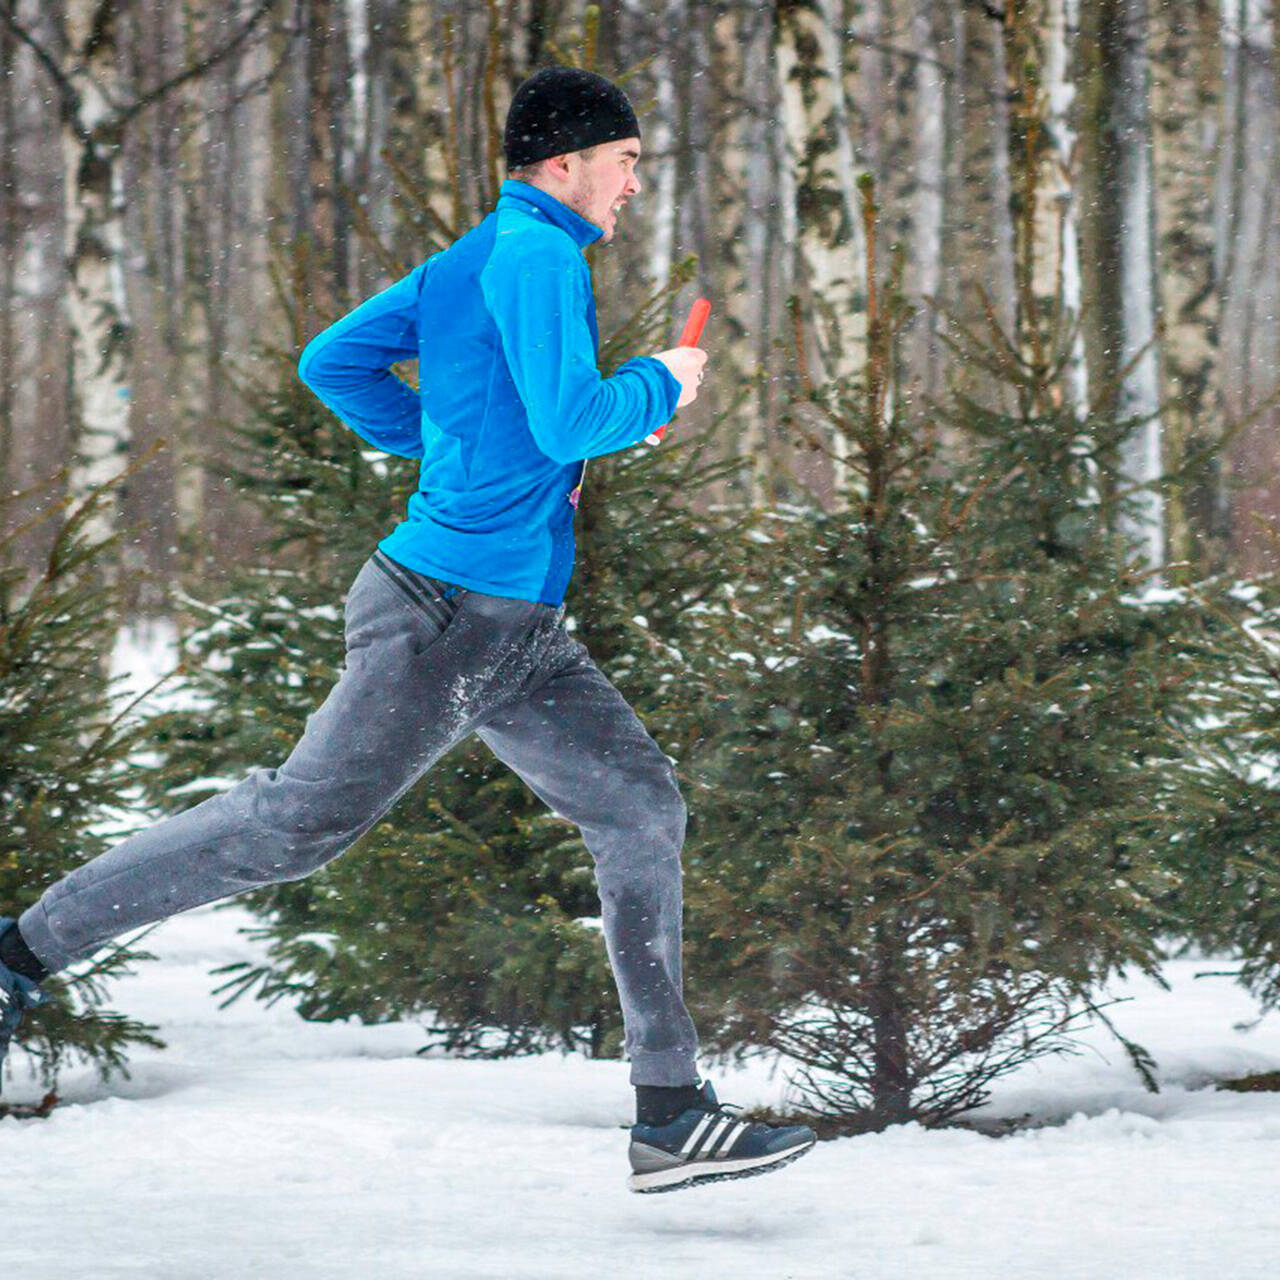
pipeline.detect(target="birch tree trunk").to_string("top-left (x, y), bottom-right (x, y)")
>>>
top-left (366, 0), bottom-right (398, 246)
top-left (946, 0), bottom-right (1018, 411)
top-left (764, 9), bottom-right (799, 498)
top-left (774, 0), bottom-right (868, 505)
top-left (1116, 0), bottom-right (1165, 570)
top-left (322, 0), bottom-right (353, 301)
top-left (1081, 0), bottom-right (1165, 570)
top-left (389, 0), bottom-right (455, 251)
top-left (722, 2), bottom-right (776, 503)
top-left (688, 6), bottom-right (716, 309)
top-left (345, 0), bottom-right (399, 296)
top-left (282, 0), bottom-right (315, 249)
top-left (0, 11), bottom-right (16, 487)
top-left (175, 0), bottom-right (215, 577)
top-left (345, 0), bottom-right (371, 276)
top-left (62, 0), bottom-right (134, 549)
top-left (700, 1), bottom-right (775, 503)
top-left (2, 5), bottom-right (66, 578)
top-left (118, 0), bottom-right (173, 607)
top-left (1151, 0), bottom-right (1224, 570)
top-left (1033, 0), bottom-right (1089, 417)
top-left (1219, 0), bottom-right (1280, 573)
top-left (905, 0), bottom-right (947, 409)
top-left (643, 18), bottom-right (678, 293)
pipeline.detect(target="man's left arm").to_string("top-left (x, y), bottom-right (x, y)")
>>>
top-left (297, 259), bottom-right (433, 459)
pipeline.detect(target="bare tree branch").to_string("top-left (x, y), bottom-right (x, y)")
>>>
top-left (3, 0), bottom-right (282, 143)
top-left (160, 27), bottom-right (297, 156)
top-left (0, 1), bottom-right (75, 111)
top-left (116, 0), bottom-right (282, 128)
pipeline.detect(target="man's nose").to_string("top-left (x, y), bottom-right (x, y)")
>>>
top-left (627, 172), bottom-right (641, 196)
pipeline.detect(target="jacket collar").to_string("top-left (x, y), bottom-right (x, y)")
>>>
top-left (497, 179), bottom-right (604, 249)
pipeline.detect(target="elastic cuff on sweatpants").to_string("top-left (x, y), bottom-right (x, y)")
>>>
top-left (628, 1047), bottom-right (701, 1087)
top-left (16, 901), bottom-right (72, 976)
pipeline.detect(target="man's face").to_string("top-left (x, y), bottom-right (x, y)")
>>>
top-left (562, 138), bottom-right (642, 243)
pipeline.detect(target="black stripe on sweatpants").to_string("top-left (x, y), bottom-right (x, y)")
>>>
top-left (372, 551), bottom-right (457, 629)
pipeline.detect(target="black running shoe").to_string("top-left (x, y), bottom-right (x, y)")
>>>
top-left (628, 1081), bottom-right (816, 1194)
top-left (0, 918), bottom-right (45, 1087)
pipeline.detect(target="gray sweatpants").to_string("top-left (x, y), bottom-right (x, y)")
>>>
top-left (18, 551), bottom-right (701, 1086)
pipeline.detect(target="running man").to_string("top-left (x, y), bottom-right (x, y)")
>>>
top-left (0, 66), bottom-right (814, 1193)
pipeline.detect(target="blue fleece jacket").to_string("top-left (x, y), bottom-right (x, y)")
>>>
top-left (296, 179), bottom-right (682, 606)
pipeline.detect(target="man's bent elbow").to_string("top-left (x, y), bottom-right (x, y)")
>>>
top-left (296, 335), bottom-right (329, 390)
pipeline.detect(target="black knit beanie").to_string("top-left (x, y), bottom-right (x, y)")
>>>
top-left (504, 66), bottom-right (640, 170)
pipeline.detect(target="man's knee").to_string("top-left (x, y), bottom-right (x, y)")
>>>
top-left (655, 769), bottom-right (687, 839)
top-left (230, 768), bottom-right (379, 882)
top-left (611, 760), bottom-right (686, 851)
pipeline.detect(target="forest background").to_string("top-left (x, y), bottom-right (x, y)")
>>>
top-left (7, 0), bottom-right (1280, 1131)
top-left (4, 0), bottom-right (1277, 594)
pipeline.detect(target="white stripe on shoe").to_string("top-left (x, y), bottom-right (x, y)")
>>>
top-left (702, 1119), bottom-right (742, 1159)
top-left (679, 1113), bottom-right (718, 1156)
top-left (687, 1116), bottom-right (728, 1160)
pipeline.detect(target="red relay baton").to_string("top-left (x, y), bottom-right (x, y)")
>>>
top-left (646, 297), bottom-right (711, 446)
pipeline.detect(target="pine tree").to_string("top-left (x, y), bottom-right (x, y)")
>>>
top-left (1, 474), bottom-right (166, 1103)
top-left (1161, 566), bottom-right (1280, 1010)
top-left (681, 173), bottom-right (1202, 1132)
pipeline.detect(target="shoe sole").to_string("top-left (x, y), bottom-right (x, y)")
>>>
top-left (628, 1137), bottom-right (816, 1194)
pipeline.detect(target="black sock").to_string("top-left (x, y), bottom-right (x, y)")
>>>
top-left (0, 922), bottom-right (49, 984)
top-left (635, 1082), bottom-right (703, 1127)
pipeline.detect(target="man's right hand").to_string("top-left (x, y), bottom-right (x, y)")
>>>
top-left (648, 347), bottom-right (708, 409)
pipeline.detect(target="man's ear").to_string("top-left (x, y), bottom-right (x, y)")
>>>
top-left (542, 152), bottom-right (573, 182)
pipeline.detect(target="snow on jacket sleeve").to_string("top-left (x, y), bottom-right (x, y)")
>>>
top-left (296, 260), bottom-right (431, 459)
top-left (480, 241), bottom-right (681, 465)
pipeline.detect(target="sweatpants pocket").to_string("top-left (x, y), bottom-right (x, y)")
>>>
top-left (369, 549), bottom-right (465, 633)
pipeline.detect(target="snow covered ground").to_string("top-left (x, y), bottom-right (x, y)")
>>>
top-left (3, 904), bottom-right (1280, 1279)
top-left (5, 627), bottom-right (1279, 1277)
